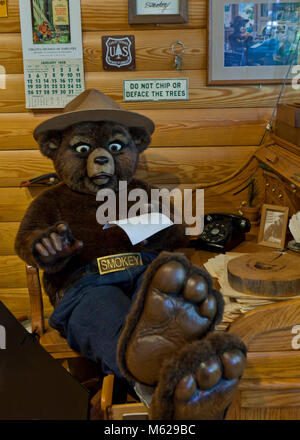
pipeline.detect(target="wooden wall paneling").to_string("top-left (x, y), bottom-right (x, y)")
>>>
top-left (0, 288), bottom-right (30, 319)
top-left (137, 146), bottom-right (258, 185)
top-left (0, 222), bottom-right (20, 255)
top-left (0, 29), bottom-right (206, 74)
top-left (0, 0), bottom-right (206, 33)
top-left (0, 146), bottom-right (258, 188)
top-left (0, 150), bottom-right (54, 186)
top-left (0, 152), bottom-right (261, 225)
top-left (86, 29), bottom-right (205, 72)
top-left (0, 187), bottom-right (43, 222)
top-left (0, 0), bottom-right (282, 336)
top-left (198, 157), bottom-right (264, 214)
top-left (0, 255), bottom-right (28, 288)
top-left (0, 32), bottom-right (23, 74)
top-left (0, 108), bottom-right (272, 150)
top-left (0, 288), bottom-right (52, 320)
top-left (0, 71), bottom-right (298, 113)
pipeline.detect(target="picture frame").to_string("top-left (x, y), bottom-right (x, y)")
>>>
top-left (208, 0), bottom-right (300, 85)
top-left (128, 0), bottom-right (188, 24)
top-left (258, 204), bottom-right (289, 249)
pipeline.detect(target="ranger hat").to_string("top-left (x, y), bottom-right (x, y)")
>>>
top-left (33, 89), bottom-right (155, 139)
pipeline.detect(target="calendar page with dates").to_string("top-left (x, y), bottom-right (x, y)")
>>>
top-left (20, 0), bottom-right (85, 109)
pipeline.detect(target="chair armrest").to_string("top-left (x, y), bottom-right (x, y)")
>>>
top-left (228, 298), bottom-right (300, 352)
top-left (101, 375), bottom-right (115, 413)
top-left (25, 265), bottom-right (45, 335)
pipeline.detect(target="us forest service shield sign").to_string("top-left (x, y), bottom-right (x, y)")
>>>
top-left (102, 35), bottom-right (136, 71)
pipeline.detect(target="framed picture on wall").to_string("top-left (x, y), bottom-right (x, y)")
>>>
top-left (258, 204), bottom-right (289, 248)
top-left (208, 0), bottom-right (300, 85)
top-left (30, 0), bottom-right (71, 44)
top-left (128, 0), bottom-right (188, 24)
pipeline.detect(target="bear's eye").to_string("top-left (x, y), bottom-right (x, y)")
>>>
top-left (75, 144), bottom-right (91, 154)
top-left (108, 143), bottom-right (123, 153)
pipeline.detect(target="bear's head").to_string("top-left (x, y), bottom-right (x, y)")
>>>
top-left (36, 121), bottom-right (151, 195)
top-left (34, 90), bottom-right (154, 195)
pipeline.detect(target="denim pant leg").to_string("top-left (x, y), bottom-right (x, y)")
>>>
top-left (49, 259), bottom-right (156, 378)
top-left (66, 284), bottom-right (131, 377)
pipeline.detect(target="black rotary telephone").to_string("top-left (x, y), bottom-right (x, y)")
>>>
top-left (190, 213), bottom-right (251, 253)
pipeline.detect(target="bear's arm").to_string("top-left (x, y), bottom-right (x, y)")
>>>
top-left (14, 189), bottom-right (63, 270)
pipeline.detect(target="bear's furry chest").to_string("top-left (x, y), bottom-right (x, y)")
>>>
top-left (55, 187), bottom-right (135, 259)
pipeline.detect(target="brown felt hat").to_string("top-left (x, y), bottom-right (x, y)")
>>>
top-left (33, 89), bottom-right (155, 139)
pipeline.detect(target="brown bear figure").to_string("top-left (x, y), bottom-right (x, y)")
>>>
top-left (15, 89), bottom-right (246, 420)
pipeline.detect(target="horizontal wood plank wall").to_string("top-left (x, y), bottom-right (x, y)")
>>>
top-left (0, 0), bottom-right (207, 33)
top-left (0, 72), bottom-right (298, 112)
top-left (0, 0), bottom-right (288, 317)
top-left (0, 108), bottom-right (271, 149)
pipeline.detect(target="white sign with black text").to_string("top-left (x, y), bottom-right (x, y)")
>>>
top-left (136, 0), bottom-right (180, 15)
top-left (123, 78), bottom-right (189, 102)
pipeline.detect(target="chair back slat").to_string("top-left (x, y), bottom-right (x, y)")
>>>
top-left (25, 265), bottom-right (45, 335)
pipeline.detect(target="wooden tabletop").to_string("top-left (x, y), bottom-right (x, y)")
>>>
top-left (183, 227), bottom-right (300, 271)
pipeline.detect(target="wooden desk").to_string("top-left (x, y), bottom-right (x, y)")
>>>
top-left (185, 236), bottom-right (300, 420)
top-left (178, 134), bottom-right (300, 419)
top-left (185, 229), bottom-right (300, 420)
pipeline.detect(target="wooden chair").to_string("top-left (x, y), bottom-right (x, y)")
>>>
top-left (25, 264), bottom-right (146, 420)
top-left (100, 375), bottom-right (149, 420)
top-left (25, 265), bottom-right (101, 387)
top-left (26, 265), bottom-right (81, 361)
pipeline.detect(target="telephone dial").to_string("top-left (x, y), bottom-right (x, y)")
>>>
top-left (190, 213), bottom-right (251, 253)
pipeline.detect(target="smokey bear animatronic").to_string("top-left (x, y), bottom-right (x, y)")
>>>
top-left (15, 89), bottom-right (246, 419)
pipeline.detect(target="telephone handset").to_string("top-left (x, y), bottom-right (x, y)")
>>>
top-left (191, 213), bottom-right (251, 253)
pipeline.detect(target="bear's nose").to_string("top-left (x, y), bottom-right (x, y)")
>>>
top-left (94, 156), bottom-right (109, 165)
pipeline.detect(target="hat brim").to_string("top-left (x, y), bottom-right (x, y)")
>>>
top-left (33, 109), bottom-right (155, 140)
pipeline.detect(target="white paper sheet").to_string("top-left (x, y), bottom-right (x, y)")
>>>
top-left (103, 213), bottom-right (174, 245)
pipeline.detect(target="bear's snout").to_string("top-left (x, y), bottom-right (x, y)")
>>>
top-left (87, 147), bottom-right (115, 187)
top-left (94, 156), bottom-right (109, 165)
top-left (87, 147), bottom-right (115, 181)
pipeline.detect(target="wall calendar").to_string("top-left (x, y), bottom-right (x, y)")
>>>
top-left (19, 0), bottom-right (85, 109)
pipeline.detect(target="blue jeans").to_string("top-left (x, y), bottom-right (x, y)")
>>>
top-left (49, 253), bottom-right (158, 378)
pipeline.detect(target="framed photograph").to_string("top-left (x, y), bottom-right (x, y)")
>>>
top-left (208, 0), bottom-right (300, 85)
top-left (128, 0), bottom-right (188, 24)
top-left (258, 204), bottom-right (289, 248)
top-left (31, 0), bottom-right (71, 44)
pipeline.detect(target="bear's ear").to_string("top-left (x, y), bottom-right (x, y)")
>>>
top-left (35, 131), bottom-right (62, 160)
top-left (129, 127), bottom-right (152, 153)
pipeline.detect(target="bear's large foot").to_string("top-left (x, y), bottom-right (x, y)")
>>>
top-left (150, 332), bottom-right (247, 420)
top-left (117, 252), bottom-right (224, 386)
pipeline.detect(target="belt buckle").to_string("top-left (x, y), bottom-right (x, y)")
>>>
top-left (97, 253), bottom-right (143, 275)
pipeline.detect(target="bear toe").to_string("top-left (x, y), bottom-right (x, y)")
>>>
top-left (174, 374), bottom-right (197, 402)
top-left (198, 295), bottom-right (217, 320)
top-left (183, 274), bottom-right (208, 303)
top-left (151, 261), bottom-right (186, 294)
top-left (195, 356), bottom-right (222, 390)
top-left (221, 349), bottom-right (246, 380)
